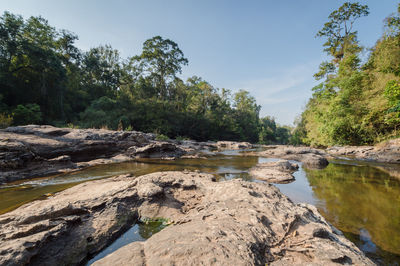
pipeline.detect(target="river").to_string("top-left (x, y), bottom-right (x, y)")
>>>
top-left (0, 150), bottom-right (399, 264)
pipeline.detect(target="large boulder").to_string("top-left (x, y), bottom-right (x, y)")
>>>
top-left (0, 171), bottom-right (373, 265)
top-left (217, 141), bottom-right (253, 150)
top-left (127, 142), bottom-right (186, 159)
top-left (252, 146), bottom-right (329, 169)
top-left (249, 159), bottom-right (299, 183)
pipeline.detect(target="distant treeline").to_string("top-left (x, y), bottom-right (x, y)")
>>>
top-left (294, 2), bottom-right (400, 146)
top-left (0, 11), bottom-right (293, 144)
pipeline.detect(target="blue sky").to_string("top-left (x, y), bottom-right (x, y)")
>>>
top-left (1, 0), bottom-right (398, 125)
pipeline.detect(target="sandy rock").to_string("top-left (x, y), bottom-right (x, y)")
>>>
top-left (327, 139), bottom-right (400, 163)
top-left (217, 141), bottom-right (253, 150)
top-left (0, 171), bottom-right (372, 265)
top-left (249, 159), bottom-right (299, 183)
top-left (94, 172), bottom-right (372, 266)
top-left (128, 142), bottom-right (186, 159)
top-left (0, 125), bottom-right (156, 183)
top-left (252, 146), bottom-right (329, 169)
top-left (175, 140), bottom-right (217, 152)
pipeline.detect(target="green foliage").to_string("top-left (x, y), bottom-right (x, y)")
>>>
top-left (155, 134), bottom-right (169, 141)
top-left (0, 11), bottom-right (294, 144)
top-left (79, 96), bottom-right (128, 129)
top-left (385, 80), bottom-right (400, 107)
top-left (175, 136), bottom-right (190, 141)
top-left (12, 104), bottom-right (42, 125)
top-left (124, 125), bottom-right (133, 131)
top-left (258, 116), bottom-right (291, 144)
top-left (316, 2), bottom-right (369, 61)
top-left (0, 113), bottom-right (12, 128)
top-left (297, 2), bottom-right (400, 146)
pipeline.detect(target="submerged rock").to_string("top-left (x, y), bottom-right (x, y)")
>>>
top-left (0, 171), bottom-right (373, 265)
top-left (249, 159), bottom-right (299, 183)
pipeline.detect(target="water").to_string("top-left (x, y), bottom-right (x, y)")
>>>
top-left (1, 151), bottom-right (399, 264)
top-left (86, 218), bottom-right (169, 265)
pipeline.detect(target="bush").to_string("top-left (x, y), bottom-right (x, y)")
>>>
top-left (156, 134), bottom-right (169, 141)
top-left (0, 113), bottom-right (13, 128)
top-left (12, 104), bottom-right (42, 125)
top-left (124, 125), bottom-right (133, 131)
top-left (175, 136), bottom-right (190, 141)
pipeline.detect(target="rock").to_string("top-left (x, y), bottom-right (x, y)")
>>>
top-left (174, 139), bottom-right (217, 151)
top-left (327, 139), bottom-right (400, 164)
top-left (0, 171), bottom-right (373, 265)
top-left (249, 159), bottom-right (299, 183)
top-left (49, 155), bottom-right (71, 162)
top-left (301, 153), bottom-right (330, 168)
top-left (0, 125), bottom-right (156, 183)
top-left (181, 154), bottom-right (207, 159)
top-left (249, 146), bottom-right (329, 169)
top-left (128, 142), bottom-right (186, 159)
top-left (217, 141), bottom-right (253, 150)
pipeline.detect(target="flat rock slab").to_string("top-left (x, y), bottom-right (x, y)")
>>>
top-left (0, 125), bottom-right (188, 183)
top-left (0, 171), bottom-right (372, 265)
top-left (247, 146), bottom-right (329, 169)
top-left (249, 159), bottom-right (299, 183)
top-left (327, 139), bottom-right (400, 163)
top-left (217, 141), bottom-right (253, 149)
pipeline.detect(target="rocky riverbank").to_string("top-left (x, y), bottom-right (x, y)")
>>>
top-left (326, 139), bottom-right (400, 164)
top-left (0, 171), bottom-right (373, 266)
top-left (0, 125), bottom-right (191, 184)
top-left (243, 146), bottom-right (330, 169)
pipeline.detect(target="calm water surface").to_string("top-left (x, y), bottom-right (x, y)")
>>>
top-left (1, 150), bottom-right (399, 264)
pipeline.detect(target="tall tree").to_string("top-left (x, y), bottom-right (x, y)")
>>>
top-left (131, 36), bottom-right (188, 99)
top-left (317, 2), bottom-right (369, 62)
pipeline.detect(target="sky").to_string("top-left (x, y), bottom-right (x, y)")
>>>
top-left (1, 0), bottom-right (398, 125)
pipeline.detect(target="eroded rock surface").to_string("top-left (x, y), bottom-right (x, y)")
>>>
top-left (217, 140), bottom-right (253, 150)
top-left (0, 171), bottom-right (373, 265)
top-left (327, 139), bottom-right (400, 164)
top-left (249, 159), bottom-right (299, 183)
top-left (248, 146), bottom-right (329, 169)
top-left (0, 125), bottom-right (188, 183)
top-left (128, 142), bottom-right (186, 159)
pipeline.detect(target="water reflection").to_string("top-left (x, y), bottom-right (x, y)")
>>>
top-left (303, 161), bottom-right (400, 264)
top-left (86, 218), bottom-right (168, 265)
top-left (0, 153), bottom-right (267, 214)
top-left (1, 152), bottom-right (400, 264)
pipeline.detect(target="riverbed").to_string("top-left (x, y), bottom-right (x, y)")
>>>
top-left (0, 150), bottom-right (399, 264)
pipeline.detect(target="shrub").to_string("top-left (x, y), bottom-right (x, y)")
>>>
top-left (0, 113), bottom-right (13, 128)
top-left (125, 125), bottom-right (133, 131)
top-left (156, 134), bottom-right (169, 141)
top-left (12, 104), bottom-right (42, 125)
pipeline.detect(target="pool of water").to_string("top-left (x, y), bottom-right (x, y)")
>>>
top-left (86, 218), bottom-right (169, 265)
top-left (1, 150), bottom-right (399, 264)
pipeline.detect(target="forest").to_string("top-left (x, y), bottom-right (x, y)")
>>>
top-left (2, 2), bottom-right (400, 147)
top-left (294, 3), bottom-right (400, 146)
top-left (0, 11), bottom-right (290, 143)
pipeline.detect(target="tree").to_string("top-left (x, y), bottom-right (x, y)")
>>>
top-left (82, 45), bottom-right (122, 99)
top-left (317, 2), bottom-right (369, 62)
top-left (233, 90), bottom-right (260, 142)
top-left (384, 3), bottom-right (400, 37)
top-left (131, 36), bottom-right (188, 99)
